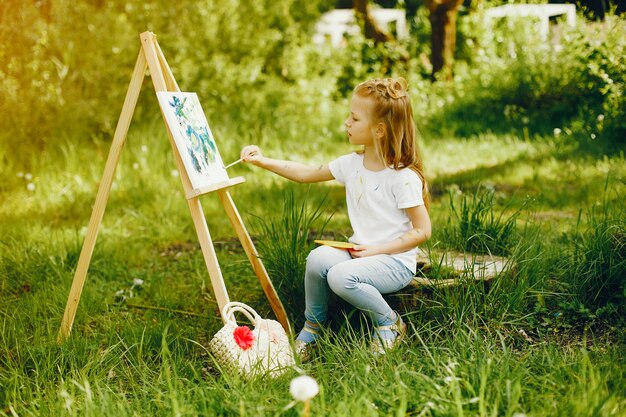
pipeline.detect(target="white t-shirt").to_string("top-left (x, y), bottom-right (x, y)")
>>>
top-left (328, 152), bottom-right (425, 273)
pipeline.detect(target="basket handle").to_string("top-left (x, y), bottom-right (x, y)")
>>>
top-left (222, 301), bottom-right (262, 326)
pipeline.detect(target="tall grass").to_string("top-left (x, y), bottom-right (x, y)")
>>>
top-left (560, 183), bottom-right (626, 313)
top-left (440, 186), bottom-right (528, 256)
top-left (252, 187), bottom-right (332, 328)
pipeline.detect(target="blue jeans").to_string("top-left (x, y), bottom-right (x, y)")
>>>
top-left (303, 245), bottom-right (415, 327)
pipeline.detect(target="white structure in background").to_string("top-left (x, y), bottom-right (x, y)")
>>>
top-left (485, 3), bottom-right (576, 40)
top-left (313, 8), bottom-right (407, 47)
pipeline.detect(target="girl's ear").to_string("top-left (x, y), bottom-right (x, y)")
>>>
top-left (376, 122), bottom-right (385, 139)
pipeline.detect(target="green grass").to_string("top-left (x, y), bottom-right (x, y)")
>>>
top-left (2, 5), bottom-right (625, 415)
top-left (1, 120), bottom-right (625, 415)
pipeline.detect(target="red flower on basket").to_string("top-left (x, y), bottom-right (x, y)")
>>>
top-left (233, 326), bottom-right (255, 350)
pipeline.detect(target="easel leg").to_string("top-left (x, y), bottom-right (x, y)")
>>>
top-left (58, 51), bottom-right (148, 342)
top-left (187, 197), bottom-right (230, 315)
top-left (217, 189), bottom-right (292, 334)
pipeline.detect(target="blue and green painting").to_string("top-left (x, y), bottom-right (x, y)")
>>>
top-left (157, 92), bottom-right (228, 189)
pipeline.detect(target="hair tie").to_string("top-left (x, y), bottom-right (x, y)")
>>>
top-left (368, 78), bottom-right (408, 100)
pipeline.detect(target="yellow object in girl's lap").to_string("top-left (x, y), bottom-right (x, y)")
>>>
top-left (313, 240), bottom-right (355, 249)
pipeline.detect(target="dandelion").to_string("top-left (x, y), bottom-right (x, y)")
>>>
top-left (553, 128), bottom-right (562, 136)
top-left (290, 375), bottom-right (319, 401)
top-left (443, 376), bottom-right (459, 384)
top-left (483, 181), bottom-right (495, 192)
top-left (27, 183), bottom-right (35, 192)
top-left (114, 289), bottom-right (126, 302)
top-left (59, 389), bottom-right (73, 413)
top-left (591, 133), bottom-right (596, 140)
top-left (597, 114), bottom-right (604, 122)
top-left (290, 375), bottom-right (319, 417)
top-left (447, 184), bottom-right (462, 196)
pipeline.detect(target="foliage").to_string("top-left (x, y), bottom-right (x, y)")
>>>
top-left (0, 0), bottom-right (335, 163)
top-left (2, 0), bottom-right (625, 173)
top-left (335, 33), bottom-right (414, 97)
top-left (424, 12), bottom-right (626, 148)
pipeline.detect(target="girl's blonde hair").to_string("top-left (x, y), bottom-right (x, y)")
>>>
top-left (354, 77), bottom-right (430, 209)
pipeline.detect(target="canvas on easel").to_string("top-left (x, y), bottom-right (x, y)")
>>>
top-left (157, 92), bottom-right (229, 189)
top-left (57, 31), bottom-right (290, 342)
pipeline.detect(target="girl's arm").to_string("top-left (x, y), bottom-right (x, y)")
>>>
top-left (240, 145), bottom-right (334, 183)
top-left (350, 205), bottom-right (431, 258)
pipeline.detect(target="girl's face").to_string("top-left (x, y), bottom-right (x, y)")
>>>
top-left (345, 95), bottom-right (378, 147)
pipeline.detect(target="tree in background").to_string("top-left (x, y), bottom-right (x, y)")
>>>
top-left (353, 0), bottom-right (393, 43)
top-left (425, 0), bottom-right (463, 81)
top-left (349, 0), bottom-right (464, 81)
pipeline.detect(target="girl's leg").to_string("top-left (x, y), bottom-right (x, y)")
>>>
top-left (326, 255), bottom-right (414, 339)
top-left (296, 245), bottom-right (352, 344)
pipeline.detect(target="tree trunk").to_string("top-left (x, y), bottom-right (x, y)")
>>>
top-left (426, 0), bottom-right (463, 81)
top-left (353, 0), bottom-right (393, 43)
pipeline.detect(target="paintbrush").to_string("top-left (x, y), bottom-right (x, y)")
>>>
top-left (223, 151), bottom-right (257, 169)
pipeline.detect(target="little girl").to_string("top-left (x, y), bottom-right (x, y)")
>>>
top-left (240, 77), bottom-right (431, 358)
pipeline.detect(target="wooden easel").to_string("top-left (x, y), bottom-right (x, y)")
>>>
top-left (58, 32), bottom-right (290, 341)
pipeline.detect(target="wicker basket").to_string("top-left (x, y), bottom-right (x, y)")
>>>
top-left (208, 301), bottom-right (295, 378)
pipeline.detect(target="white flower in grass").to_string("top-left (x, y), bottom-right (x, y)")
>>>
top-left (17, 171), bottom-right (24, 178)
top-left (597, 114), bottom-right (604, 122)
top-left (24, 173), bottom-right (33, 181)
top-left (512, 414), bottom-right (527, 417)
top-left (132, 278), bottom-right (144, 287)
top-left (289, 375), bottom-right (319, 402)
top-left (27, 183), bottom-right (35, 192)
top-left (141, 145), bottom-right (148, 153)
top-left (553, 128), bottom-right (562, 136)
top-left (171, 169), bottom-right (179, 177)
top-left (59, 389), bottom-right (73, 412)
top-left (132, 162), bottom-right (139, 170)
top-left (591, 133), bottom-right (596, 140)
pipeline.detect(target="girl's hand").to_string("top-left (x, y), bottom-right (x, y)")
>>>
top-left (349, 244), bottom-right (381, 258)
top-left (240, 145), bottom-right (264, 165)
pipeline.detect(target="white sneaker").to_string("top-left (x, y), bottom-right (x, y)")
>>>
top-left (370, 313), bottom-right (407, 356)
top-left (294, 323), bottom-right (320, 363)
